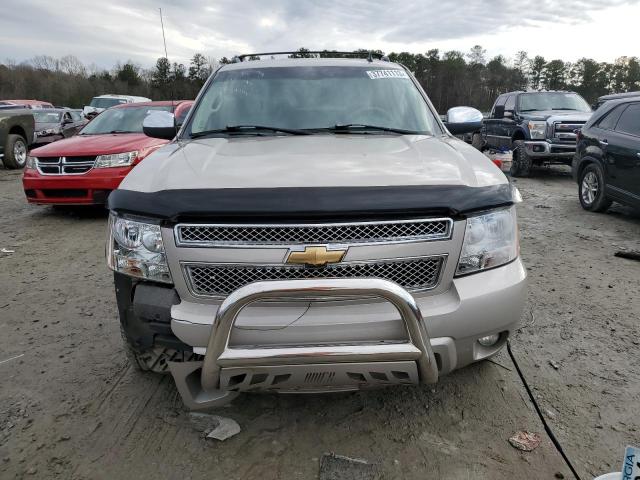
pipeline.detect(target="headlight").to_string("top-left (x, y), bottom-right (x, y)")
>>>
top-left (106, 214), bottom-right (172, 283)
top-left (456, 207), bottom-right (519, 276)
top-left (528, 121), bottom-right (547, 140)
top-left (94, 151), bottom-right (138, 168)
top-left (26, 156), bottom-right (37, 169)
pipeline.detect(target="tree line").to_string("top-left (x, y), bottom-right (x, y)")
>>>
top-left (1, 47), bottom-right (639, 112)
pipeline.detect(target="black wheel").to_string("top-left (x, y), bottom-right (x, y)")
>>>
top-left (510, 140), bottom-right (532, 177)
top-left (471, 133), bottom-right (485, 151)
top-left (2, 134), bottom-right (28, 169)
top-left (578, 163), bottom-right (612, 212)
top-left (119, 325), bottom-right (198, 374)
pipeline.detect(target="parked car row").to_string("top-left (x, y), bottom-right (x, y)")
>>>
top-left (0, 94), bottom-right (162, 169)
top-left (8, 51), bottom-right (637, 411)
top-left (473, 89), bottom-right (639, 214)
top-left (22, 100), bottom-right (193, 204)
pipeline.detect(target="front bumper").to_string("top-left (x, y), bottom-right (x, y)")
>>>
top-left (524, 140), bottom-right (576, 158)
top-left (161, 259), bottom-right (526, 408)
top-left (22, 166), bottom-right (131, 205)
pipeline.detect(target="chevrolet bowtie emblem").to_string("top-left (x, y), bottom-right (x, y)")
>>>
top-left (286, 246), bottom-right (346, 267)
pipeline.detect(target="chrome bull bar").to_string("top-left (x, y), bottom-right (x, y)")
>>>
top-left (169, 278), bottom-right (439, 410)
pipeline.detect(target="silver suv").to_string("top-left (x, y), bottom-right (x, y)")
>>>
top-left (106, 52), bottom-right (526, 409)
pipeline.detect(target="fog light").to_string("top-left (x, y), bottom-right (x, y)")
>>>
top-left (478, 334), bottom-right (500, 347)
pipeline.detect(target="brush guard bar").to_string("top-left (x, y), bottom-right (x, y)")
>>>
top-left (169, 278), bottom-right (439, 409)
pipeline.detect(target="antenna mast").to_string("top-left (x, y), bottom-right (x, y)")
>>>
top-left (158, 8), bottom-right (175, 111)
top-left (159, 8), bottom-right (169, 60)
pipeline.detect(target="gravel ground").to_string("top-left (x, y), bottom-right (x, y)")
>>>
top-left (0, 165), bottom-right (638, 479)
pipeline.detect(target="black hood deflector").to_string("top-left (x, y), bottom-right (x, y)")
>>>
top-left (108, 184), bottom-right (513, 223)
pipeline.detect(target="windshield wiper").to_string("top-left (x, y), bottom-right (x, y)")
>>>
top-left (321, 124), bottom-right (419, 135)
top-left (190, 125), bottom-right (310, 138)
top-left (552, 108), bottom-right (580, 110)
top-left (107, 130), bottom-right (136, 134)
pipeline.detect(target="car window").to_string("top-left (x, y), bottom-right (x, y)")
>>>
top-left (175, 104), bottom-right (191, 125)
top-left (597, 104), bottom-right (627, 130)
top-left (614, 103), bottom-right (640, 136)
top-left (79, 105), bottom-right (172, 134)
top-left (504, 95), bottom-right (516, 111)
top-left (187, 66), bottom-right (440, 135)
top-left (491, 95), bottom-right (506, 118)
top-left (89, 97), bottom-right (129, 109)
top-left (70, 111), bottom-right (83, 121)
top-left (518, 92), bottom-right (591, 112)
top-left (33, 111), bottom-right (62, 123)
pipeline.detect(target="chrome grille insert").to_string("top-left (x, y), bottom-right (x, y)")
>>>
top-left (183, 256), bottom-right (445, 298)
top-left (176, 218), bottom-right (452, 247)
top-left (36, 156), bottom-right (96, 175)
top-left (552, 122), bottom-right (585, 143)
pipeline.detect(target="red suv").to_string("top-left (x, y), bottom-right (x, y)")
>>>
top-left (22, 100), bottom-right (192, 205)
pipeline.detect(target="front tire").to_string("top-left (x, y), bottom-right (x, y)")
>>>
top-left (578, 163), bottom-right (612, 212)
top-left (120, 325), bottom-right (197, 374)
top-left (3, 134), bottom-right (28, 169)
top-left (510, 140), bottom-right (532, 177)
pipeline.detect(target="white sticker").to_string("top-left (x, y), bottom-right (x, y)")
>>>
top-left (366, 70), bottom-right (409, 80)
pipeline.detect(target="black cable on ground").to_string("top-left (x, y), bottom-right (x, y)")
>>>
top-left (506, 341), bottom-right (583, 480)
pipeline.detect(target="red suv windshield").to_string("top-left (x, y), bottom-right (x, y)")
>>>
top-left (80, 106), bottom-right (172, 135)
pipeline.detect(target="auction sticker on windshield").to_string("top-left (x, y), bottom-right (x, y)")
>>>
top-left (622, 446), bottom-right (640, 480)
top-left (366, 70), bottom-right (409, 79)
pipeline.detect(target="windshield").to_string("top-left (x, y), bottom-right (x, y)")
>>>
top-left (80, 106), bottom-right (172, 134)
top-left (89, 97), bottom-right (128, 109)
top-left (186, 66), bottom-right (440, 136)
top-left (519, 93), bottom-right (591, 112)
top-left (33, 111), bottom-right (62, 123)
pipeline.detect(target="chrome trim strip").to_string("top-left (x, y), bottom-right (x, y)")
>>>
top-left (174, 217), bottom-right (454, 248)
top-left (607, 184), bottom-right (640, 200)
top-left (180, 254), bottom-right (448, 300)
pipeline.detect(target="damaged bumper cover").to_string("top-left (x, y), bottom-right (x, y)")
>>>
top-left (168, 278), bottom-right (440, 410)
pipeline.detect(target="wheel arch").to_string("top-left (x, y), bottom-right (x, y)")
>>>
top-left (576, 155), bottom-right (604, 184)
top-left (511, 129), bottom-right (526, 144)
top-left (8, 125), bottom-right (27, 140)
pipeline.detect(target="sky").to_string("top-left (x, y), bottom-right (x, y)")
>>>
top-left (1, 0), bottom-right (639, 69)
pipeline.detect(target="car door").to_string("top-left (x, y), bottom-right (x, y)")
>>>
top-left (483, 95), bottom-right (507, 149)
top-left (606, 102), bottom-right (640, 204)
top-left (70, 111), bottom-right (85, 135)
top-left (500, 94), bottom-right (517, 148)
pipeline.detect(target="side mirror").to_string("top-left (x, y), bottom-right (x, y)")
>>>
top-left (444, 106), bottom-right (483, 135)
top-left (143, 110), bottom-right (177, 140)
top-left (62, 118), bottom-right (72, 125)
top-left (493, 105), bottom-right (505, 119)
top-left (504, 110), bottom-right (514, 119)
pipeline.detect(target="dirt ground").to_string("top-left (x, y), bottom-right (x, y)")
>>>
top-left (1, 165), bottom-right (639, 480)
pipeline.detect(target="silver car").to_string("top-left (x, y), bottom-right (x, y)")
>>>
top-left (106, 52), bottom-right (526, 409)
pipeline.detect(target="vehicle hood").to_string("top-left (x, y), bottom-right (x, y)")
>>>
top-left (120, 134), bottom-right (507, 193)
top-left (30, 133), bottom-right (168, 158)
top-left (519, 110), bottom-right (592, 122)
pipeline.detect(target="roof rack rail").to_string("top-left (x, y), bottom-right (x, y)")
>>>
top-left (233, 51), bottom-right (389, 63)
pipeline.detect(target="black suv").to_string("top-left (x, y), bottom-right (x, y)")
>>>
top-left (482, 91), bottom-right (592, 177)
top-left (572, 96), bottom-right (640, 212)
